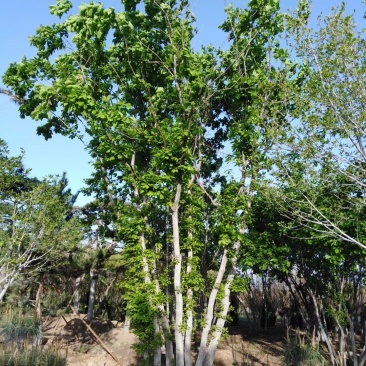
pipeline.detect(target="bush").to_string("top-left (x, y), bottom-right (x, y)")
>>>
top-left (0, 311), bottom-right (66, 366)
top-left (283, 340), bottom-right (327, 366)
top-left (0, 348), bottom-right (66, 366)
top-left (0, 314), bottom-right (41, 349)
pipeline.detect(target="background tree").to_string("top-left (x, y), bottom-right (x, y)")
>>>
top-left (0, 140), bottom-right (82, 303)
top-left (273, 2), bottom-right (366, 250)
top-left (246, 184), bottom-right (366, 365)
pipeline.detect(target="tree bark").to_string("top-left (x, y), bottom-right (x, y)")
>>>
top-left (202, 239), bottom-right (241, 366)
top-left (309, 290), bottom-right (337, 365)
top-left (87, 232), bottom-right (99, 323)
top-left (335, 317), bottom-right (346, 366)
top-left (203, 280), bottom-right (231, 366)
top-left (349, 313), bottom-right (359, 366)
top-left (0, 271), bottom-right (16, 302)
top-left (153, 317), bottom-right (162, 366)
top-left (172, 181), bottom-right (184, 366)
top-left (141, 230), bottom-right (163, 366)
top-left (184, 248), bottom-right (193, 366)
top-left (73, 274), bottom-right (84, 314)
top-left (87, 271), bottom-right (97, 322)
top-left (34, 277), bottom-right (44, 323)
top-left (33, 278), bottom-right (44, 347)
top-left (195, 249), bottom-right (229, 366)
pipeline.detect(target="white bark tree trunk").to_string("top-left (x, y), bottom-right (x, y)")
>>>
top-left (172, 181), bottom-right (184, 366)
top-left (203, 265), bottom-right (237, 366)
top-left (196, 220), bottom-right (244, 366)
top-left (184, 248), bottom-right (193, 366)
top-left (195, 249), bottom-right (229, 366)
top-left (87, 234), bottom-right (99, 323)
top-left (161, 309), bottom-right (173, 366)
top-left (124, 311), bottom-right (131, 329)
top-left (154, 317), bottom-right (162, 366)
top-left (34, 278), bottom-right (44, 323)
top-left (0, 271), bottom-right (16, 302)
top-left (309, 290), bottom-right (337, 365)
top-left (141, 230), bottom-right (162, 366)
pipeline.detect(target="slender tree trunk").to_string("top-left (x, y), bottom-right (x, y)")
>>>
top-left (163, 206), bottom-right (174, 366)
top-left (34, 277), bottom-right (44, 323)
top-left (141, 230), bottom-right (162, 366)
top-left (195, 249), bottom-right (229, 366)
top-left (87, 232), bottom-right (100, 323)
top-left (262, 276), bottom-right (268, 331)
top-left (360, 280), bottom-right (366, 366)
top-left (285, 277), bottom-right (308, 330)
top-left (238, 297), bottom-right (252, 327)
top-left (359, 350), bottom-right (366, 366)
top-left (158, 304), bottom-right (173, 366)
top-left (132, 152), bottom-right (163, 365)
top-left (183, 176), bottom-right (198, 366)
top-left (202, 281), bottom-right (231, 366)
top-left (73, 274), bottom-right (84, 314)
top-left (124, 311), bottom-right (131, 329)
top-left (202, 239), bottom-right (241, 366)
top-left (172, 181), bottom-right (184, 366)
top-left (33, 278), bottom-right (44, 347)
top-left (154, 317), bottom-right (162, 366)
top-left (309, 290), bottom-right (337, 365)
top-left (0, 272), bottom-right (16, 302)
top-left (349, 313), bottom-right (359, 366)
top-left (184, 248), bottom-right (193, 366)
top-left (87, 270), bottom-right (97, 322)
top-left (335, 317), bottom-right (346, 366)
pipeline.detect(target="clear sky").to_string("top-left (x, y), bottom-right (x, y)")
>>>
top-left (0, 0), bottom-right (363, 206)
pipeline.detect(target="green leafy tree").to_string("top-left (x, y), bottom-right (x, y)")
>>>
top-left (2, 0), bottom-right (291, 364)
top-left (247, 183), bottom-right (366, 365)
top-left (273, 1), bottom-right (366, 250)
top-left (0, 140), bottom-right (82, 302)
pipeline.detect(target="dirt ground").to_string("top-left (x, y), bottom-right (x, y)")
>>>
top-left (42, 315), bottom-right (285, 366)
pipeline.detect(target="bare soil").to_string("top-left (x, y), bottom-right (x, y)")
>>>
top-left (42, 316), bottom-right (285, 366)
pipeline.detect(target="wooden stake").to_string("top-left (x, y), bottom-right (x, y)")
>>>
top-left (68, 306), bottom-right (124, 366)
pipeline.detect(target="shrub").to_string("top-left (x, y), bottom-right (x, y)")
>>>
top-left (283, 339), bottom-right (327, 366)
top-left (0, 348), bottom-right (66, 366)
top-left (0, 314), bottom-right (41, 350)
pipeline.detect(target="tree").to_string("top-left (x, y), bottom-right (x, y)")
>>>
top-left (77, 200), bottom-right (120, 322)
top-left (2, 0), bottom-right (289, 364)
top-left (0, 140), bottom-right (82, 302)
top-left (247, 185), bottom-right (366, 365)
top-left (249, 6), bottom-right (366, 362)
top-left (272, 1), bottom-right (366, 250)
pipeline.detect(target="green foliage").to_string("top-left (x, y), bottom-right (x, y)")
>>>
top-left (0, 140), bottom-right (82, 301)
top-left (2, 2), bottom-right (366, 366)
top-left (1, 0), bottom-right (312, 362)
top-left (230, 277), bottom-right (250, 294)
top-left (273, 2), bottom-right (366, 252)
top-left (0, 349), bottom-right (66, 366)
top-left (125, 288), bottom-right (161, 359)
top-left (49, 0), bottom-right (72, 18)
top-left (0, 311), bottom-right (65, 366)
top-left (0, 315), bottom-right (41, 347)
top-left (283, 339), bottom-right (327, 366)
top-left (42, 290), bottom-right (70, 317)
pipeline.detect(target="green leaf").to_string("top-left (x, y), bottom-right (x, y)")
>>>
top-left (49, 0), bottom-right (72, 18)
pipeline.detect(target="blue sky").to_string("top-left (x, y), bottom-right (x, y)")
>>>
top-left (0, 0), bottom-right (363, 206)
